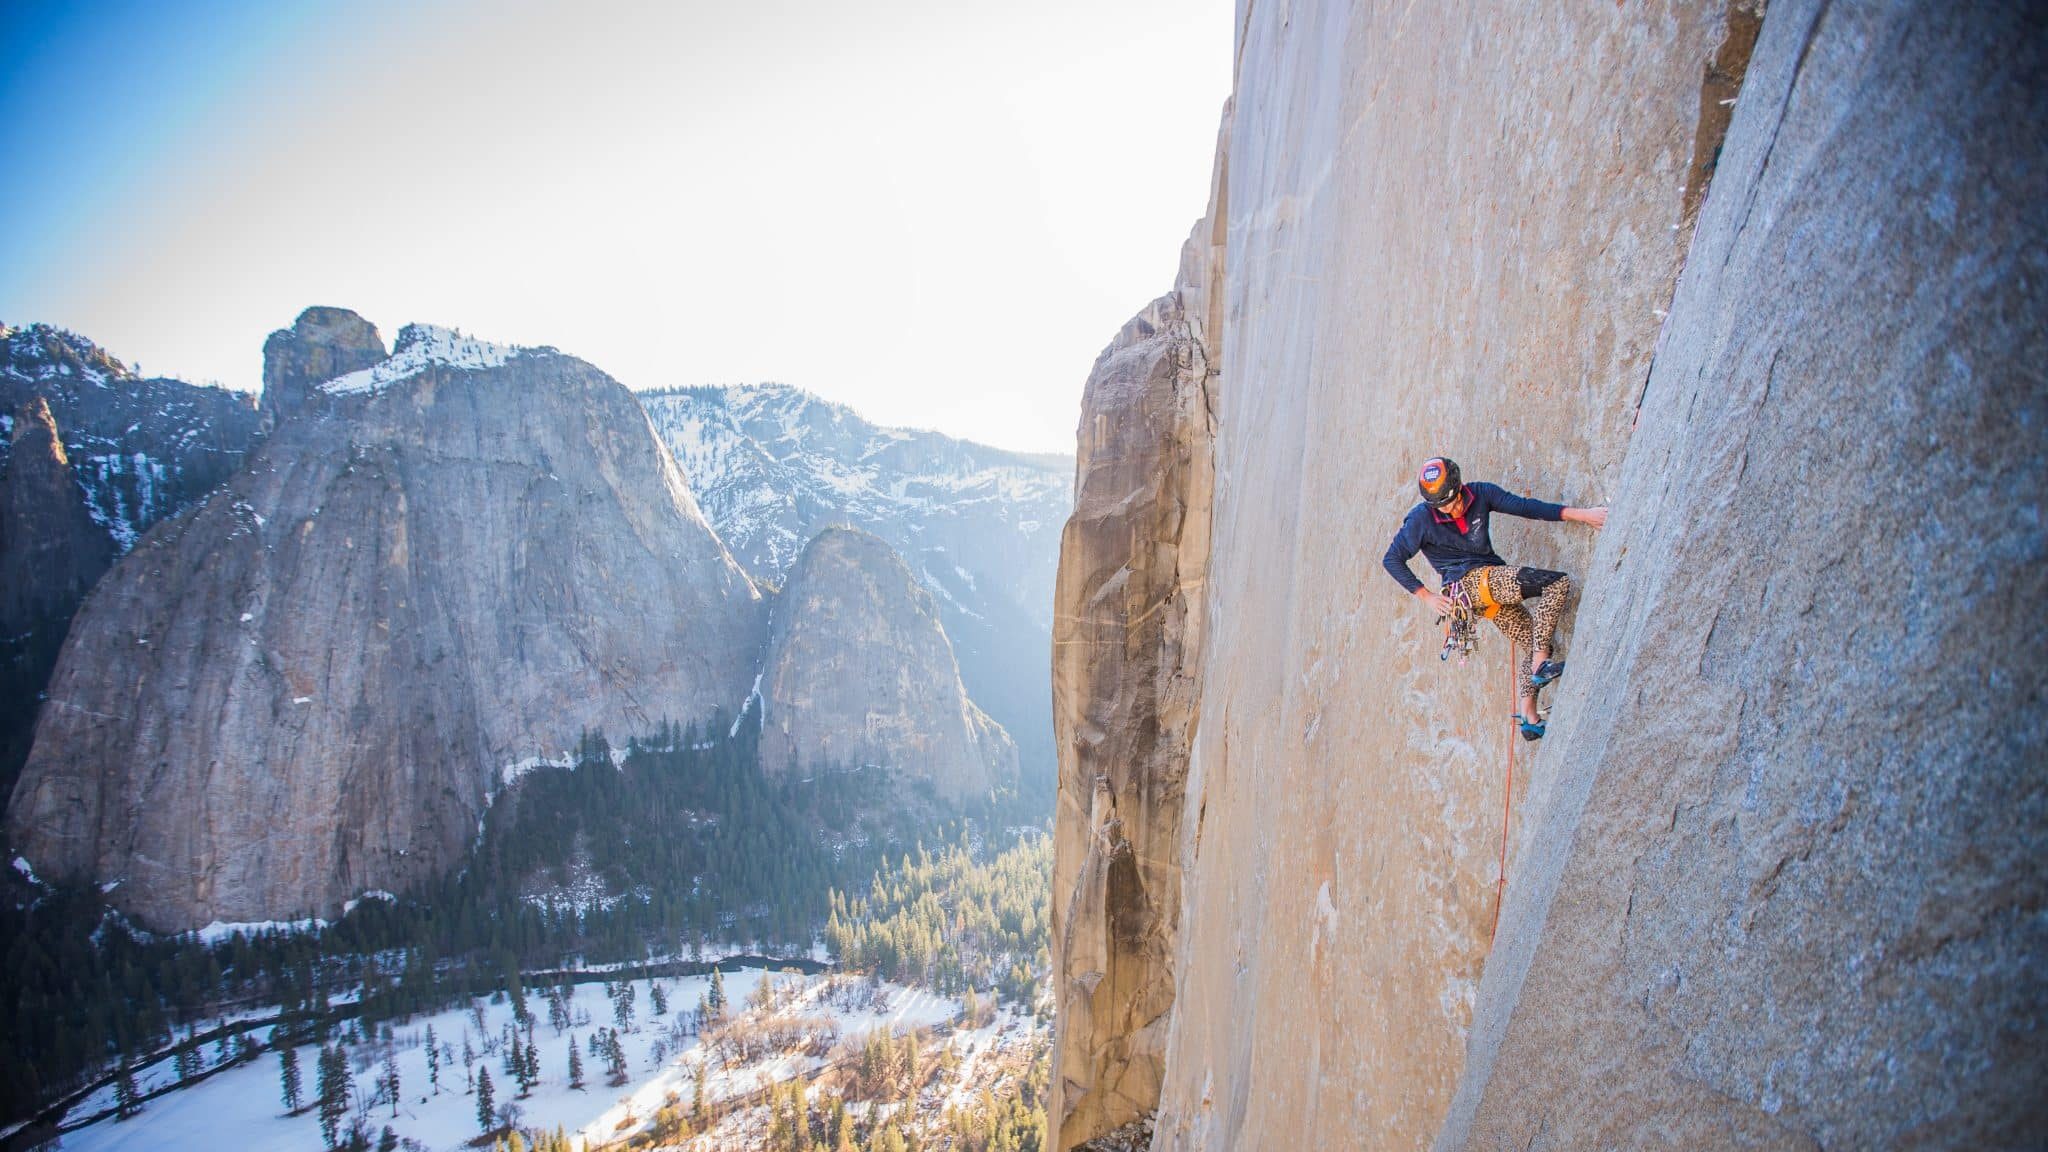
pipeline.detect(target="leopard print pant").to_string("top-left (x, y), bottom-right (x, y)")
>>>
top-left (1457, 565), bottom-right (1571, 698)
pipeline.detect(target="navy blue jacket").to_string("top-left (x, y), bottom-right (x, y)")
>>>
top-left (1382, 481), bottom-right (1565, 594)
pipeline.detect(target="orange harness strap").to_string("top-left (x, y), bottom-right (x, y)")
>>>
top-left (1470, 566), bottom-right (1504, 619)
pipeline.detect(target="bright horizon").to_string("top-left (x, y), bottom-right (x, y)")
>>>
top-left (0, 0), bottom-right (1233, 454)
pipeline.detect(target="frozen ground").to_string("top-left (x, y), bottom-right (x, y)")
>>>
top-left (53, 968), bottom-right (959, 1152)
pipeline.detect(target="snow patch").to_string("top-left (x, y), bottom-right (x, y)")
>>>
top-left (730, 671), bottom-right (765, 737)
top-left (321, 324), bottom-right (527, 396)
top-left (341, 889), bottom-right (396, 916)
top-left (195, 917), bottom-right (324, 944)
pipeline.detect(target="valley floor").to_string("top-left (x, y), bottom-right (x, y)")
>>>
top-left (48, 965), bottom-right (1045, 1152)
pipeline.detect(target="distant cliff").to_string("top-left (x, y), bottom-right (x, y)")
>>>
top-left (0, 324), bottom-right (262, 813)
top-left (8, 310), bottom-right (765, 932)
top-left (7, 308), bottom-right (1040, 934)
top-left (643, 383), bottom-right (1070, 780)
top-left (761, 526), bottom-right (1017, 803)
top-left (1049, 2), bottom-right (2046, 1149)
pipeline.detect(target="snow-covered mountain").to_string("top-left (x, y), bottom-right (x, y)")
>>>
top-left (1, 323), bottom-right (262, 550)
top-left (639, 383), bottom-right (1071, 781)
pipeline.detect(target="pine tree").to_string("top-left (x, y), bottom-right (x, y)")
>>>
top-left (707, 969), bottom-right (726, 1018)
top-left (475, 1066), bottom-right (496, 1135)
top-left (604, 1029), bottom-right (629, 1086)
top-left (426, 1024), bottom-right (441, 1094)
top-left (383, 1047), bottom-right (401, 1116)
top-left (279, 1044), bottom-right (303, 1113)
top-left (650, 982), bottom-right (668, 1016)
top-left (512, 1031), bottom-right (535, 1097)
top-left (316, 1046), bottom-right (351, 1149)
top-left (114, 1060), bottom-right (142, 1119)
top-left (567, 1040), bottom-right (584, 1089)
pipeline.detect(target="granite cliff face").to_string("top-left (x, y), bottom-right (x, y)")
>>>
top-left (1047, 282), bottom-right (1215, 1149)
top-left (1050, 1), bottom-right (2045, 1149)
top-left (643, 384), bottom-right (1071, 779)
top-left (8, 310), bottom-right (763, 932)
top-left (759, 526), bottom-right (1015, 802)
top-left (0, 326), bottom-right (263, 814)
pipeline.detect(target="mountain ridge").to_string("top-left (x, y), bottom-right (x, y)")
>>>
top-left (641, 380), bottom-right (1068, 782)
top-left (8, 308), bottom-right (767, 931)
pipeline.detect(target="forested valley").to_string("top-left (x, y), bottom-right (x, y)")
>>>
top-left (1, 714), bottom-right (1052, 1142)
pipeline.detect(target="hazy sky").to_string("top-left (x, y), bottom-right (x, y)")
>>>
top-left (0, 0), bottom-right (1233, 453)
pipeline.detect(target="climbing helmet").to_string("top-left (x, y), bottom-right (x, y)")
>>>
top-left (1418, 456), bottom-right (1463, 507)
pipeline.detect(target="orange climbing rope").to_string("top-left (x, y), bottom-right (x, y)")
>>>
top-left (1491, 641), bottom-right (1516, 944)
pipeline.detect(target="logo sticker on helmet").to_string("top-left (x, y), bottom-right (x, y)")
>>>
top-left (1422, 463), bottom-right (1442, 484)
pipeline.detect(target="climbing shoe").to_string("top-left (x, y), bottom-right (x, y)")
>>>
top-left (1530, 660), bottom-right (1566, 689)
top-left (1516, 715), bottom-right (1545, 742)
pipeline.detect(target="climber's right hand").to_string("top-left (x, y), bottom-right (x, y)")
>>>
top-left (1416, 587), bottom-right (1454, 617)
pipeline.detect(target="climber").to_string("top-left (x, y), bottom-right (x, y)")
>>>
top-left (1382, 456), bottom-right (1606, 741)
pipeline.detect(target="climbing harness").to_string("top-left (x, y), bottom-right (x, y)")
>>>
top-left (1439, 567), bottom-right (1511, 663)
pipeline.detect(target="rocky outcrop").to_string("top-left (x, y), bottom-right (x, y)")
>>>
top-left (759, 527), bottom-right (1014, 802)
top-left (643, 384), bottom-right (1071, 779)
top-left (7, 311), bottom-right (763, 932)
top-left (258, 306), bottom-right (387, 428)
top-left (0, 398), bottom-right (115, 651)
top-left (1047, 250), bottom-right (1217, 1145)
top-left (1050, 0), bottom-right (2044, 1149)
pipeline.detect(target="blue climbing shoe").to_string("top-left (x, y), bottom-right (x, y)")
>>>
top-left (1516, 715), bottom-right (1545, 742)
top-left (1530, 660), bottom-right (1566, 689)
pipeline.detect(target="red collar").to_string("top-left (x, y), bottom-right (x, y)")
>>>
top-left (1431, 495), bottom-right (1470, 534)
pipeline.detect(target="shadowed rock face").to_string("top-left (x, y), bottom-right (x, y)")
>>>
top-left (0, 325), bottom-right (265, 818)
top-left (760, 526), bottom-right (1014, 802)
top-left (1050, 1), bottom-right (2045, 1150)
top-left (0, 397), bottom-right (114, 645)
top-left (0, 322), bottom-right (264, 550)
top-left (7, 310), bottom-right (763, 932)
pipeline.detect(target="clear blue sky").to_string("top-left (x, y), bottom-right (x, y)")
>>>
top-left (0, 0), bottom-right (1233, 452)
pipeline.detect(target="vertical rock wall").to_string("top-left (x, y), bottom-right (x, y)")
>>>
top-left (1049, 208), bottom-right (1220, 1146)
top-left (0, 397), bottom-right (114, 648)
top-left (1050, 0), bottom-right (2045, 1149)
top-left (1148, 3), bottom-right (1740, 1148)
top-left (1443, 2), bottom-right (2048, 1147)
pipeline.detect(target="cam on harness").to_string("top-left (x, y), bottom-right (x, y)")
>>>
top-left (1436, 569), bottom-right (1505, 664)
